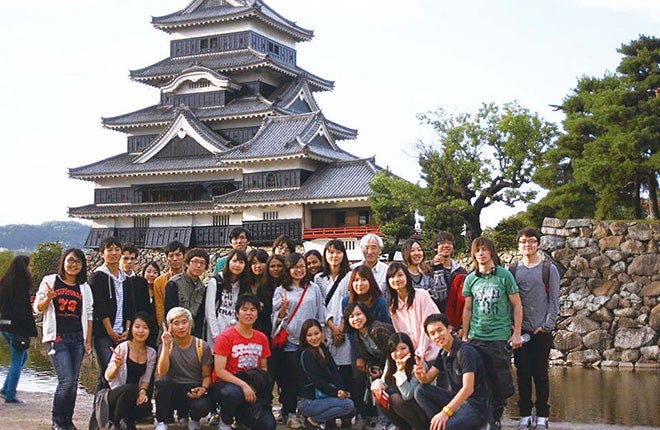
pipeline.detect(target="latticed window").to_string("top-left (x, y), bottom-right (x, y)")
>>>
top-left (213, 215), bottom-right (230, 226)
top-left (134, 217), bottom-right (149, 228)
top-left (263, 211), bottom-right (279, 221)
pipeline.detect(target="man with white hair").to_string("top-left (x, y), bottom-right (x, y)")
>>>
top-left (352, 233), bottom-right (389, 293)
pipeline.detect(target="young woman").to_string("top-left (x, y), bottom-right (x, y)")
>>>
top-left (0, 255), bottom-right (37, 404)
top-left (141, 261), bottom-right (160, 306)
top-left (314, 240), bottom-right (351, 397)
top-left (298, 319), bottom-right (355, 430)
top-left (247, 249), bottom-right (271, 335)
top-left (342, 265), bottom-right (390, 324)
top-left (304, 249), bottom-right (323, 282)
top-left (103, 312), bottom-right (157, 430)
top-left (401, 239), bottom-right (432, 290)
top-left (272, 235), bottom-right (296, 256)
top-left (205, 249), bottom-right (249, 345)
top-left (34, 248), bottom-right (93, 430)
top-left (386, 262), bottom-right (439, 363)
top-left (271, 253), bottom-right (325, 429)
top-left (370, 333), bottom-right (428, 430)
top-left (343, 302), bottom-right (394, 379)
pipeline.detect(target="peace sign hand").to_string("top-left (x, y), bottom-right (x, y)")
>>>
top-left (110, 346), bottom-right (123, 367)
top-left (161, 322), bottom-right (173, 348)
top-left (45, 282), bottom-right (56, 300)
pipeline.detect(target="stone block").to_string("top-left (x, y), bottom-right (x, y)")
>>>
top-left (565, 218), bottom-right (591, 228)
top-left (540, 235), bottom-right (566, 252)
top-left (648, 239), bottom-right (658, 253)
top-left (635, 361), bottom-right (660, 369)
top-left (650, 303), bottom-right (660, 331)
top-left (604, 249), bottom-right (624, 261)
top-left (627, 254), bottom-right (659, 276)
top-left (577, 245), bottom-right (600, 259)
top-left (618, 361), bottom-right (634, 369)
top-left (549, 349), bottom-right (563, 360)
top-left (570, 256), bottom-right (589, 271)
top-left (552, 247), bottom-right (575, 263)
top-left (620, 349), bottom-right (640, 363)
top-left (628, 223), bottom-right (653, 241)
top-left (590, 254), bottom-right (612, 269)
top-left (621, 282), bottom-right (642, 295)
top-left (621, 240), bottom-right (644, 255)
top-left (614, 308), bottom-right (638, 318)
top-left (567, 237), bottom-right (592, 249)
top-left (616, 317), bottom-right (639, 329)
top-left (541, 227), bottom-right (574, 237)
top-left (591, 307), bottom-right (613, 322)
top-left (603, 348), bottom-right (621, 361)
top-left (566, 315), bottom-right (600, 334)
top-left (566, 349), bottom-right (601, 364)
top-left (640, 281), bottom-right (660, 297)
top-left (640, 345), bottom-right (659, 361)
top-left (578, 268), bottom-right (598, 279)
top-left (601, 360), bottom-right (619, 367)
top-left (598, 236), bottom-right (624, 251)
top-left (579, 227), bottom-right (593, 237)
top-left (610, 261), bottom-right (626, 275)
top-left (608, 221), bottom-right (628, 236)
top-left (614, 327), bottom-right (656, 349)
top-left (582, 330), bottom-right (611, 352)
top-left (587, 279), bottom-right (618, 296)
top-left (553, 330), bottom-right (583, 351)
top-left (592, 222), bottom-right (609, 239)
top-left (543, 217), bottom-right (565, 228)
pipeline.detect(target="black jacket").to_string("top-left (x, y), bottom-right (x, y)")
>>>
top-left (89, 271), bottom-right (135, 339)
top-left (0, 279), bottom-right (37, 338)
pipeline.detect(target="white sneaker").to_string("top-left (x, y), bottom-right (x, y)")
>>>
top-left (286, 413), bottom-right (304, 429)
top-left (178, 417), bottom-right (188, 428)
top-left (154, 422), bottom-right (168, 430)
top-left (218, 422), bottom-right (232, 430)
top-left (536, 417), bottom-right (549, 429)
top-left (518, 416), bottom-right (532, 429)
top-left (187, 420), bottom-right (200, 430)
top-left (274, 407), bottom-right (284, 424)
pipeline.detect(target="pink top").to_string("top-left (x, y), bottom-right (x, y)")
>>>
top-left (390, 288), bottom-right (440, 362)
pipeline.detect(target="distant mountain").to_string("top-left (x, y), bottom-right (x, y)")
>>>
top-left (0, 221), bottom-right (89, 252)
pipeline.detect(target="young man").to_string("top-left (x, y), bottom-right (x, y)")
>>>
top-left (351, 233), bottom-right (389, 292)
top-left (430, 231), bottom-right (467, 312)
top-left (120, 243), bottom-right (152, 318)
top-left (210, 294), bottom-right (275, 430)
top-left (512, 228), bottom-right (560, 430)
top-left (462, 236), bottom-right (523, 429)
top-left (155, 307), bottom-right (213, 430)
top-left (153, 241), bottom-right (186, 325)
top-left (212, 227), bottom-right (251, 275)
top-left (164, 248), bottom-right (209, 339)
top-left (89, 236), bottom-right (135, 391)
top-left (414, 313), bottom-right (490, 430)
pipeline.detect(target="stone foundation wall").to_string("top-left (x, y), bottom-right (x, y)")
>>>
top-left (540, 218), bottom-right (659, 368)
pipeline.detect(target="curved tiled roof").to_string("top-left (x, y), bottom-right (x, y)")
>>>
top-left (69, 201), bottom-right (222, 219)
top-left (129, 49), bottom-right (333, 91)
top-left (152, 0), bottom-right (313, 42)
top-left (213, 158), bottom-right (381, 206)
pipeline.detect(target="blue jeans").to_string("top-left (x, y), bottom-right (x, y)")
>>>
top-left (1, 331), bottom-right (28, 401)
top-left (93, 336), bottom-right (115, 391)
top-left (414, 384), bottom-right (487, 430)
top-left (49, 331), bottom-right (84, 426)
top-left (210, 382), bottom-right (276, 430)
top-left (298, 397), bottom-right (355, 424)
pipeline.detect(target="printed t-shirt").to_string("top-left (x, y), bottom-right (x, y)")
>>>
top-left (213, 326), bottom-right (270, 375)
top-left (54, 276), bottom-right (83, 334)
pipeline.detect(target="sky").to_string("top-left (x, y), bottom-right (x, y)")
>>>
top-left (1, 0), bottom-right (659, 228)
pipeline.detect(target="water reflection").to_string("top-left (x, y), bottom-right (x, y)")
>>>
top-left (507, 366), bottom-right (659, 426)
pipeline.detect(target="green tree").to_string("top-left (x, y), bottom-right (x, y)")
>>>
top-left (482, 213), bottom-right (527, 251)
top-left (369, 171), bottom-right (417, 256)
top-left (31, 242), bottom-right (63, 291)
top-left (0, 250), bottom-right (14, 277)
top-left (533, 35), bottom-right (660, 220)
top-left (417, 102), bottom-right (558, 244)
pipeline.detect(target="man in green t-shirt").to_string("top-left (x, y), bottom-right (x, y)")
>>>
top-left (462, 237), bottom-right (523, 429)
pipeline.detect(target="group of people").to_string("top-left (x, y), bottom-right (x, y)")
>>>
top-left (0, 226), bottom-right (559, 430)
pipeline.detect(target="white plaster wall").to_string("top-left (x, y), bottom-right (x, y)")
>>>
top-left (242, 205), bottom-right (301, 221)
top-left (169, 22), bottom-right (297, 48)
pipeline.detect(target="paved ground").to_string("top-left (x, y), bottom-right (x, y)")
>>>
top-left (0, 390), bottom-right (656, 430)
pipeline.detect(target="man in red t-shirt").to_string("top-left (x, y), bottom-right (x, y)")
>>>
top-left (210, 294), bottom-right (275, 430)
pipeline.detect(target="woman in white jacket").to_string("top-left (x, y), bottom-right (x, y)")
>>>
top-left (34, 248), bottom-right (93, 430)
top-left (104, 312), bottom-right (157, 430)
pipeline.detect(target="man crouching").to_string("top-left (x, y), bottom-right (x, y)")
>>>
top-left (413, 313), bottom-right (490, 430)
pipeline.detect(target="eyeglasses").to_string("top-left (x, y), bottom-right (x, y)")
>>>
top-left (188, 258), bottom-right (207, 266)
top-left (65, 258), bottom-right (83, 265)
top-left (518, 239), bottom-right (538, 245)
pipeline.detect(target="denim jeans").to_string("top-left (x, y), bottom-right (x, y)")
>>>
top-left (210, 382), bottom-right (276, 430)
top-left (49, 331), bottom-right (84, 426)
top-left (93, 336), bottom-right (115, 391)
top-left (298, 397), bottom-right (355, 424)
top-left (414, 384), bottom-right (487, 430)
top-left (1, 331), bottom-right (29, 401)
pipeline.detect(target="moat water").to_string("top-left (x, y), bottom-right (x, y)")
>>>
top-left (0, 339), bottom-right (658, 427)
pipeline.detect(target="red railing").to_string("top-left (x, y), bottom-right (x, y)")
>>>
top-left (302, 225), bottom-right (381, 239)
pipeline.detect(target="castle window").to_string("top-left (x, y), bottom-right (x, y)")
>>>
top-left (359, 210), bottom-right (370, 226)
top-left (200, 39), bottom-right (209, 50)
top-left (134, 217), bottom-right (149, 229)
top-left (213, 215), bottom-right (229, 226)
top-left (265, 173), bottom-right (276, 188)
top-left (263, 211), bottom-right (279, 221)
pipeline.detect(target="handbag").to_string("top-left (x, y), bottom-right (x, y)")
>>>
top-left (272, 284), bottom-right (308, 349)
top-left (12, 334), bottom-right (30, 351)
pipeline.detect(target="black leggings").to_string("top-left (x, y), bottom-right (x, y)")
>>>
top-left (377, 391), bottom-right (428, 430)
top-left (108, 383), bottom-right (139, 427)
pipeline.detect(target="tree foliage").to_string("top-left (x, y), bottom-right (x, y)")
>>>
top-left (482, 213), bottom-right (527, 251)
top-left (0, 250), bottom-right (14, 278)
top-left (30, 242), bottom-right (63, 291)
top-left (532, 35), bottom-right (660, 220)
top-left (416, 102), bottom-right (558, 244)
top-left (369, 171), bottom-right (417, 253)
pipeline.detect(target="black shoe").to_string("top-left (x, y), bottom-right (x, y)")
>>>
top-left (67, 423), bottom-right (79, 430)
top-left (304, 417), bottom-right (325, 430)
top-left (0, 390), bottom-right (6, 399)
top-left (5, 398), bottom-right (25, 404)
